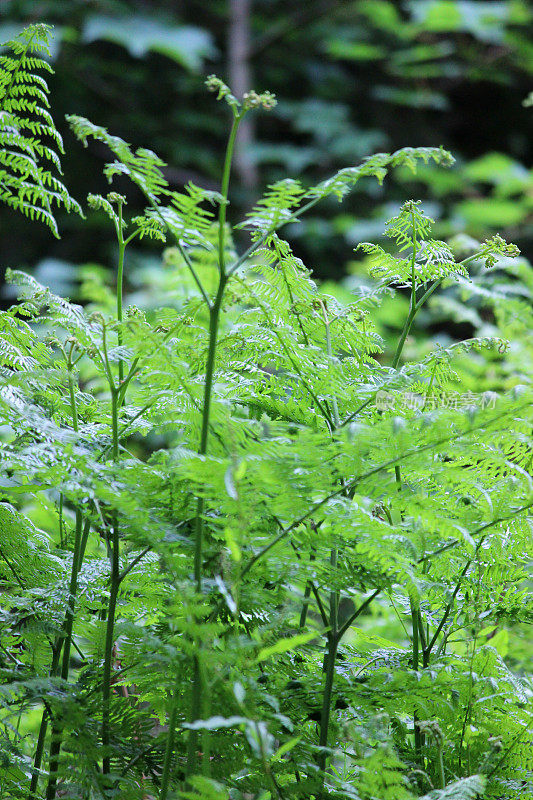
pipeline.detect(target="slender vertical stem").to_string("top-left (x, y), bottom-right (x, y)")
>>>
top-left (60, 511), bottom-right (83, 682)
top-left (392, 301), bottom-right (416, 370)
top-left (101, 387), bottom-right (121, 781)
top-left (392, 249), bottom-right (488, 372)
top-left (116, 202), bottom-right (126, 388)
top-left (185, 283), bottom-right (226, 780)
top-left (45, 515), bottom-right (84, 798)
top-left (410, 597), bottom-right (422, 756)
top-left (67, 372), bottom-right (79, 432)
top-left (158, 671), bottom-right (183, 796)
top-left (77, 519), bottom-right (92, 573)
top-left (28, 646), bottom-right (61, 799)
top-left (44, 363), bottom-right (84, 800)
top-left (299, 583), bottom-right (313, 629)
top-left (218, 114), bottom-right (241, 276)
top-left (319, 300), bottom-right (340, 428)
top-left (161, 111), bottom-right (244, 796)
top-left (318, 635), bottom-right (338, 783)
top-left (58, 494), bottom-right (64, 548)
top-left (317, 547), bottom-right (338, 788)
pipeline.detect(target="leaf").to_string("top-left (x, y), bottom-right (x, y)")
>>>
top-left (180, 776), bottom-right (229, 800)
top-left (456, 198), bottom-right (526, 228)
top-left (419, 774), bottom-right (486, 799)
top-left (183, 715), bottom-right (248, 731)
top-left (224, 466), bottom-right (238, 500)
top-left (81, 15), bottom-right (216, 70)
top-left (256, 631), bottom-right (319, 663)
top-left (327, 41), bottom-right (386, 61)
top-left (410, 1), bottom-right (511, 43)
top-left (271, 736), bottom-right (302, 761)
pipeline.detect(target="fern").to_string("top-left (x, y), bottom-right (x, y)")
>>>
top-left (0, 35), bottom-right (532, 800)
top-left (0, 24), bottom-right (82, 235)
top-left (420, 776), bottom-right (486, 800)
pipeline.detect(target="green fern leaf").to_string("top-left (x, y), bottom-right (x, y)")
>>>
top-left (0, 24), bottom-right (82, 236)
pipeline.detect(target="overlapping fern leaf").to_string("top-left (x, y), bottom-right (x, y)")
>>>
top-left (0, 24), bottom-right (82, 235)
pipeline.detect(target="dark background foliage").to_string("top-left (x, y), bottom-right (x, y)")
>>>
top-left (1, 0), bottom-right (532, 302)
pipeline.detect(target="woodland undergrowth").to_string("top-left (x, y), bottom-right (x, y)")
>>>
top-left (0, 24), bottom-right (532, 800)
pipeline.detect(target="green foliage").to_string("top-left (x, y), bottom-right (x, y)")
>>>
top-left (0, 24), bottom-right (532, 800)
top-left (0, 24), bottom-right (81, 236)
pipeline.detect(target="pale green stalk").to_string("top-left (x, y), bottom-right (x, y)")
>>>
top-left (101, 384), bottom-right (121, 781)
top-left (116, 200), bottom-right (126, 388)
top-left (159, 108), bottom-right (245, 798)
top-left (44, 351), bottom-right (85, 800)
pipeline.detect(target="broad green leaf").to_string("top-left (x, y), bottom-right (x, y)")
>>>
top-left (82, 15), bottom-right (216, 70)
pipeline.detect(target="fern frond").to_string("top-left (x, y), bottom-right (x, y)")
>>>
top-left (67, 115), bottom-right (169, 203)
top-left (357, 201), bottom-right (468, 288)
top-left (0, 24), bottom-right (82, 236)
top-left (238, 178), bottom-right (306, 240)
top-left (419, 773), bottom-right (486, 799)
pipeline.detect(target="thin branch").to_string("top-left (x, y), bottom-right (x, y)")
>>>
top-left (425, 558), bottom-right (473, 656)
top-left (0, 546), bottom-right (25, 588)
top-left (176, 239), bottom-right (212, 308)
top-left (286, 536), bottom-right (328, 629)
top-left (118, 546), bottom-right (152, 584)
top-left (336, 588), bottom-right (381, 641)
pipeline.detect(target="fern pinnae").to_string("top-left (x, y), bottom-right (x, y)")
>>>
top-left (0, 24), bottom-right (82, 236)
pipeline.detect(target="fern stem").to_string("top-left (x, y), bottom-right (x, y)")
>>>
top-left (44, 365), bottom-right (85, 800)
top-left (317, 634), bottom-right (338, 786)
top-left (410, 597), bottom-right (422, 756)
top-left (298, 545), bottom-right (316, 629)
top-left (67, 372), bottom-right (79, 432)
top-left (437, 743), bottom-right (445, 789)
top-left (28, 711), bottom-right (50, 799)
top-left (60, 511), bottom-right (84, 682)
top-left (317, 547), bottom-right (338, 788)
top-left (77, 518), bottom-right (92, 573)
top-left (163, 111), bottom-right (243, 794)
top-left (319, 300), bottom-right (340, 427)
top-left (185, 107), bottom-right (242, 780)
top-left (101, 386), bottom-right (121, 782)
top-left (184, 281), bottom-right (226, 781)
top-left (28, 646), bottom-right (61, 799)
top-left (45, 515), bottom-right (85, 799)
top-left (218, 113), bottom-right (241, 276)
top-left (391, 304), bottom-right (417, 370)
top-left (158, 670), bottom-right (183, 796)
top-left (176, 240), bottom-right (212, 308)
top-left (116, 201), bottom-right (126, 388)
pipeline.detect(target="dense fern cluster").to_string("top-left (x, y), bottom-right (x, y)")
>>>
top-left (0, 25), bottom-right (531, 800)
